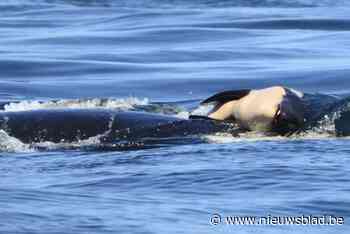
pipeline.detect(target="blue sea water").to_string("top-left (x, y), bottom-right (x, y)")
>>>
top-left (0, 0), bottom-right (350, 233)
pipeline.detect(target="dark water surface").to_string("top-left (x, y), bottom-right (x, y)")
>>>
top-left (1, 0), bottom-right (350, 233)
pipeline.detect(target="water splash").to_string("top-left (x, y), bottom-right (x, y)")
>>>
top-left (0, 130), bottom-right (32, 153)
top-left (2, 97), bottom-right (149, 112)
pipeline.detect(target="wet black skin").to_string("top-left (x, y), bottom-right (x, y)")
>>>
top-left (0, 109), bottom-right (236, 144)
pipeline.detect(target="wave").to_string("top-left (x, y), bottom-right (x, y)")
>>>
top-left (197, 19), bottom-right (350, 31)
top-left (1, 0), bottom-right (349, 8)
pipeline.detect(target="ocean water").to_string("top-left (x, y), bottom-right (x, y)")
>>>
top-left (1, 0), bottom-right (350, 233)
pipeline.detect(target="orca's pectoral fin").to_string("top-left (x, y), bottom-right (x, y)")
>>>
top-left (201, 89), bottom-right (251, 105)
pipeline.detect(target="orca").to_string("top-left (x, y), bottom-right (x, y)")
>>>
top-left (0, 89), bottom-right (348, 148)
top-left (0, 109), bottom-right (237, 144)
top-left (191, 86), bottom-right (306, 135)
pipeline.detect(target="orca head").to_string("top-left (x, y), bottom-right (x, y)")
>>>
top-left (272, 92), bottom-right (306, 135)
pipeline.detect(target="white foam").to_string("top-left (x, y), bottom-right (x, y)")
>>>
top-left (174, 111), bottom-right (189, 119)
top-left (3, 97), bottom-right (149, 112)
top-left (202, 132), bottom-right (286, 143)
top-left (32, 134), bottom-right (103, 151)
top-left (288, 87), bottom-right (304, 98)
top-left (190, 104), bottom-right (214, 116)
top-left (0, 130), bottom-right (32, 153)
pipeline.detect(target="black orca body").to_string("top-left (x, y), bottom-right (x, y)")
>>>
top-left (0, 109), bottom-right (236, 144)
top-left (0, 91), bottom-right (349, 148)
top-left (335, 111), bottom-right (350, 137)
